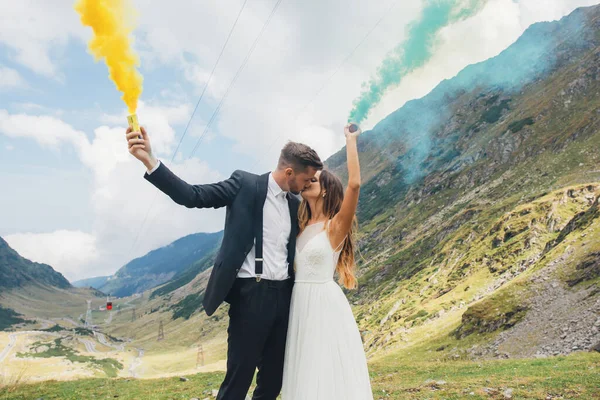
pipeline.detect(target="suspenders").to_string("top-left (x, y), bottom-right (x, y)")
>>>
top-left (254, 193), bottom-right (264, 283)
top-left (254, 174), bottom-right (296, 282)
top-left (254, 175), bottom-right (267, 282)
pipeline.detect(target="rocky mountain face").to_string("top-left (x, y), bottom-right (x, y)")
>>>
top-left (136, 5), bottom-right (600, 360)
top-left (98, 231), bottom-right (223, 298)
top-left (0, 236), bottom-right (71, 290)
top-left (0, 237), bottom-right (83, 331)
top-left (323, 4), bottom-right (600, 358)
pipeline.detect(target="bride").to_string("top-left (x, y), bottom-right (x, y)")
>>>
top-left (281, 123), bottom-right (373, 399)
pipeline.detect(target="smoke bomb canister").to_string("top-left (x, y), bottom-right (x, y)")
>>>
top-left (349, 123), bottom-right (359, 133)
top-left (127, 114), bottom-right (140, 132)
top-left (127, 114), bottom-right (142, 139)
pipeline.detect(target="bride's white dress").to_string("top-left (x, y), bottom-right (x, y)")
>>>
top-left (281, 221), bottom-right (373, 400)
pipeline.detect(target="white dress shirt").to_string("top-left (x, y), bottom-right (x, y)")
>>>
top-left (147, 162), bottom-right (291, 281)
top-left (238, 173), bottom-right (291, 280)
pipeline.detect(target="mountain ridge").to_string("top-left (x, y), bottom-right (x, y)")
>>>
top-left (125, 5), bottom-right (600, 368)
top-left (72, 275), bottom-right (110, 289)
top-left (0, 236), bottom-right (71, 290)
top-left (98, 231), bottom-right (223, 298)
top-left (3, 5), bottom-right (600, 387)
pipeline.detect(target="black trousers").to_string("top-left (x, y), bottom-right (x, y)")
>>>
top-left (217, 278), bottom-right (293, 400)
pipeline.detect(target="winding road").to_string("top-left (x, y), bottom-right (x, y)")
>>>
top-left (78, 338), bottom-right (98, 353)
top-left (58, 317), bottom-right (81, 327)
top-left (0, 331), bottom-right (61, 363)
top-left (95, 332), bottom-right (125, 352)
top-left (38, 319), bottom-right (55, 330)
top-left (128, 348), bottom-right (144, 378)
top-left (1, 296), bottom-right (144, 376)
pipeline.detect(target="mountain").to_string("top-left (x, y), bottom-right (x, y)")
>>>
top-left (143, 4), bottom-right (600, 362)
top-left (0, 236), bottom-right (71, 290)
top-left (9, 5), bottom-right (593, 384)
top-left (72, 275), bottom-right (110, 289)
top-left (0, 4), bottom-right (595, 388)
top-left (99, 231), bottom-right (223, 298)
top-left (0, 237), bottom-right (104, 332)
top-left (324, 4), bottom-right (600, 357)
top-left (149, 238), bottom-right (221, 299)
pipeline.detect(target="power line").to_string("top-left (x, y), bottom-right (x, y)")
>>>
top-left (170, 0), bottom-right (250, 165)
top-left (128, 0), bottom-right (284, 258)
top-left (126, 0), bottom-right (250, 258)
top-left (299, 0), bottom-right (400, 115)
top-left (128, 0), bottom-right (398, 260)
top-left (254, 0), bottom-right (402, 168)
top-left (188, 0), bottom-right (285, 159)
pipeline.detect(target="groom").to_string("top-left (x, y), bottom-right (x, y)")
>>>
top-left (126, 126), bottom-right (323, 399)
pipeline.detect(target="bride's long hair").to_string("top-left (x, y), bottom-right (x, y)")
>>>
top-left (298, 170), bottom-right (358, 289)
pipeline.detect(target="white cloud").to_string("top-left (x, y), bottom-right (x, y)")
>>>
top-left (3, 230), bottom-right (100, 281)
top-left (364, 0), bottom-right (600, 128)
top-left (0, 108), bottom-right (224, 281)
top-left (517, 0), bottom-right (600, 26)
top-left (120, 0), bottom-right (422, 166)
top-left (0, 109), bottom-right (89, 150)
top-left (0, 0), bottom-right (88, 77)
top-left (98, 100), bottom-right (193, 170)
top-left (1, 0), bottom-right (598, 281)
top-left (84, 153), bottom-right (225, 283)
top-left (1, 0), bottom-right (596, 160)
top-left (0, 65), bottom-right (25, 89)
top-left (128, 0), bottom-right (598, 167)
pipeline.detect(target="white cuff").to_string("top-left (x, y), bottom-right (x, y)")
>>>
top-left (147, 160), bottom-right (161, 175)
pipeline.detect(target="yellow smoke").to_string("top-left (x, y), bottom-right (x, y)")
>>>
top-left (75, 0), bottom-right (143, 114)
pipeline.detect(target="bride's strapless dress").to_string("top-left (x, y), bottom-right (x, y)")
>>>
top-left (281, 221), bottom-right (373, 400)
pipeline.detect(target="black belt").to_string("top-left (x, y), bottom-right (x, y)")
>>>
top-left (236, 277), bottom-right (291, 288)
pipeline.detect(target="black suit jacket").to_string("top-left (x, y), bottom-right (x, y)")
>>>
top-left (144, 162), bottom-right (299, 316)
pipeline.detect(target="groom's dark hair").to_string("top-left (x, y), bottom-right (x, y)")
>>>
top-left (278, 141), bottom-right (323, 172)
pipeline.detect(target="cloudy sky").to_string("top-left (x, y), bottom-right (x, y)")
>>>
top-left (0, 0), bottom-right (597, 282)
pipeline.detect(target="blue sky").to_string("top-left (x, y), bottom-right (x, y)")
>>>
top-left (0, 0), bottom-right (597, 281)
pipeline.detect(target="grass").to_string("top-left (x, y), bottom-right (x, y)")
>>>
top-left (15, 338), bottom-right (123, 378)
top-left (481, 98), bottom-right (511, 124)
top-left (150, 250), bottom-right (218, 299)
top-left (452, 281), bottom-right (530, 339)
top-left (2, 352), bottom-right (599, 399)
top-left (170, 292), bottom-right (204, 320)
top-left (358, 162), bottom-right (409, 222)
top-left (39, 324), bottom-right (65, 333)
top-left (5, 33), bottom-right (600, 399)
top-left (0, 372), bottom-right (224, 400)
top-left (566, 251), bottom-right (600, 287)
top-left (351, 181), bottom-right (600, 362)
top-left (369, 351), bottom-right (600, 399)
top-left (405, 309), bottom-right (429, 323)
top-left (0, 307), bottom-right (23, 331)
top-left (0, 365), bottom-right (30, 398)
top-left (507, 116), bottom-right (535, 133)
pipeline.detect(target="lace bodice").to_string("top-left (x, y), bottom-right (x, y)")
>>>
top-left (294, 221), bottom-right (342, 283)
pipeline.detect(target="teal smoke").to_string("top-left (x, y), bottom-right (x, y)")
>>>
top-left (348, 0), bottom-right (488, 124)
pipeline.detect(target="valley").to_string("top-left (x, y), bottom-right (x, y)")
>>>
top-left (3, 4), bottom-right (600, 399)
